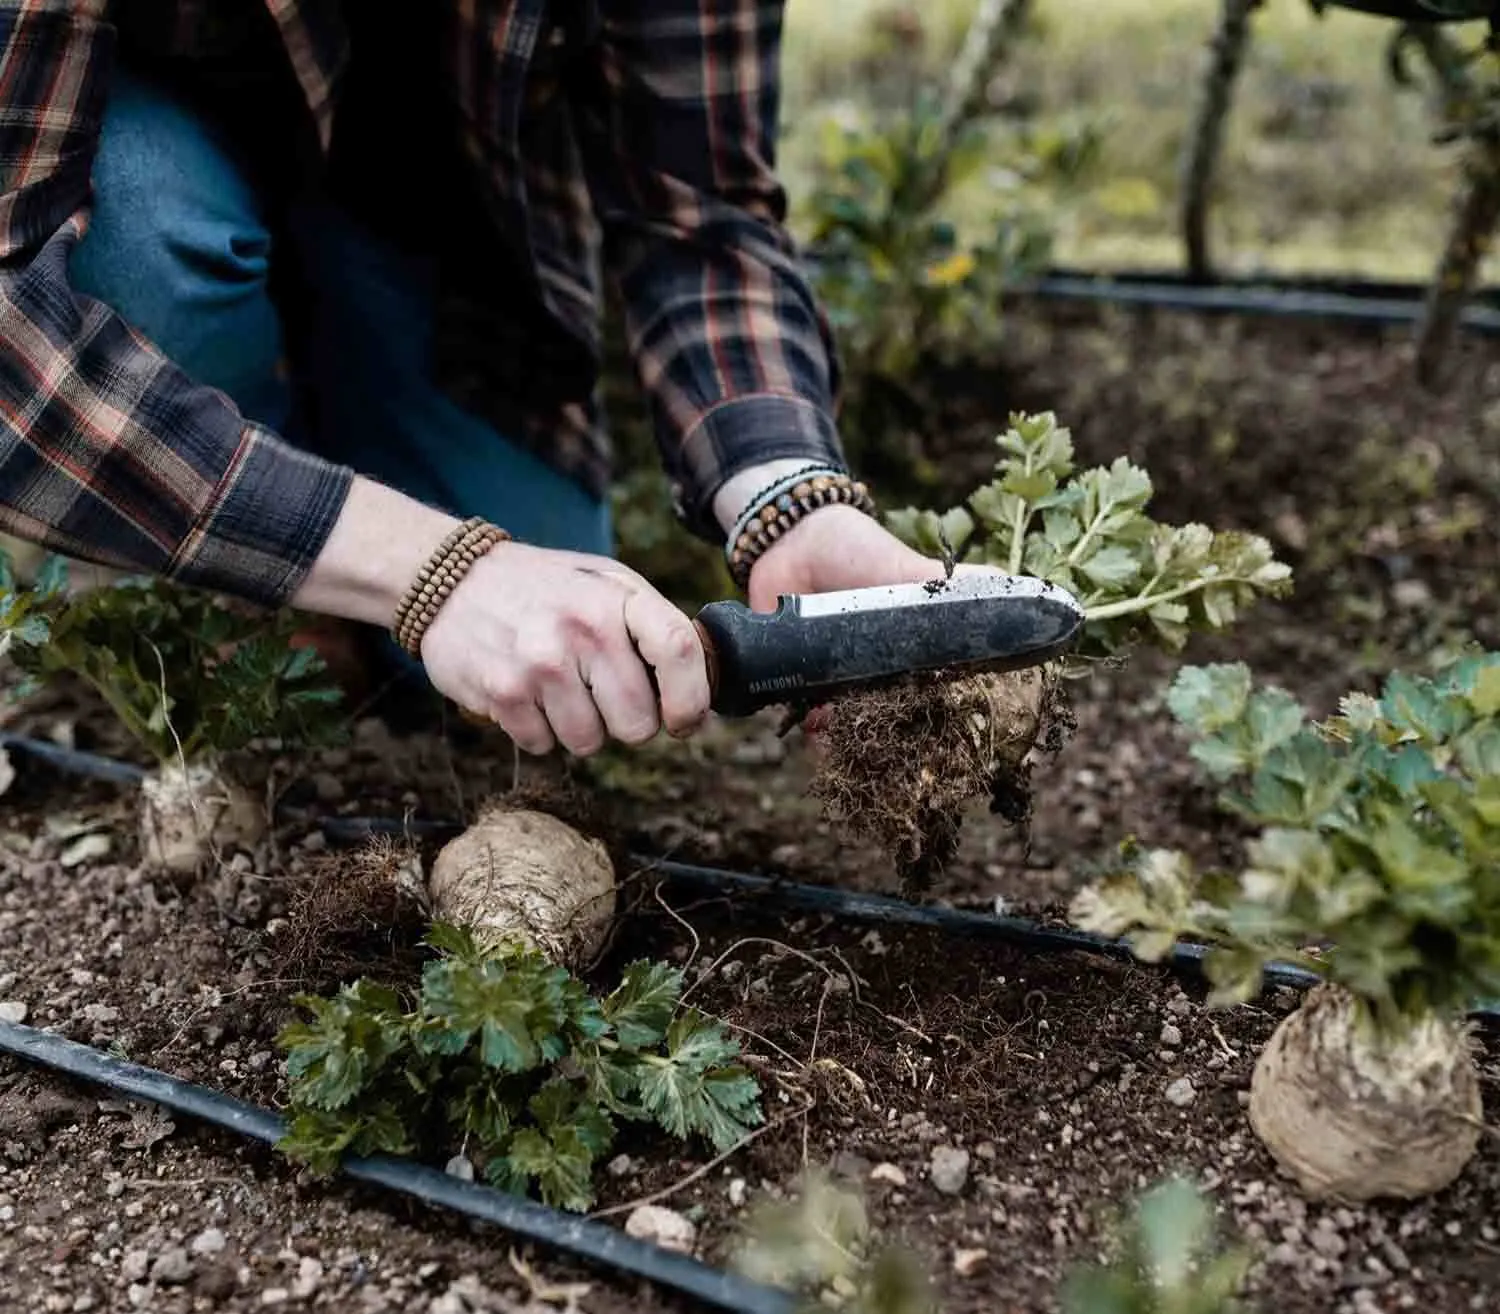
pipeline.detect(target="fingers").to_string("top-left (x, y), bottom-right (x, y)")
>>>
top-left (477, 673), bottom-right (556, 756)
top-left (523, 637), bottom-right (608, 757)
top-left (580, 641), bottom-right (661, 746)
top-left (622, 587), bottom-right (712, 737)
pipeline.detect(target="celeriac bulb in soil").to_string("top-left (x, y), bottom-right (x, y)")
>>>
top-left (1249, 983), bottom-right (1482, 1202)
top-left (427, 805), bottom-right (617, 969)
top-left (138, 761), bottom-right (266, 876)
top-left (809, 666), bottom-right (1062, 889)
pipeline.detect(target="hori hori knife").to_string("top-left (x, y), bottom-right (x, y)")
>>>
top-left (693, 571), bottom-right (1085, 718)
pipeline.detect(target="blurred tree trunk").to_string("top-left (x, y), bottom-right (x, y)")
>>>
top-left (940, 0), bottom-right (1033, 145)
top-left (1179, 0), bottom-right (1263, 283)
top-left (1407, 23), bottom-right (1500, 388)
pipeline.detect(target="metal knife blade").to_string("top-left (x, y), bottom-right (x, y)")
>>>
top-left (693, 571), bottom-right (1085, 718)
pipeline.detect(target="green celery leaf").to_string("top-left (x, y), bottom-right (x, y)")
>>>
top-left (446, 1070), bottom-right (516, 1150)
top-left (423, 922), bottom-right (483, 963)
top-left (1470, 666), bottom-right (1500, 718)
top-left (276, 1101), bottom-right (412, 1175)
top-left (1381, 671), bottom-right (1467, 745)
top-left (634, 1011), bottom-right (763, 1152)
top-left (278, 981), bottom-right (410, 1111)
top-left (602, 960), bottom-right (683, 1049)
top-left (1077, 544), bottom-right (1141, 590)
top-left (504, 1126), bottom-right (597, 1213)
top-left (1166, 665), bottom-right (1253, 736)
top-left (416, 954), bottom-right (570, 1073)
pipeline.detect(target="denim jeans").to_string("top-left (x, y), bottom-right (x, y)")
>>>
top-left (68, 61), bottom-right (613, 682)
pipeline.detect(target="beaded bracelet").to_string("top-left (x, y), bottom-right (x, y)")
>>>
top-left (724, 465), bottom-right (877, 590)
top-left (392, 516), bottom-right (512, 658)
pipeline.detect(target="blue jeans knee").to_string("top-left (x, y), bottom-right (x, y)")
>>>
top-left (68, 65), bottom-right (293, 432)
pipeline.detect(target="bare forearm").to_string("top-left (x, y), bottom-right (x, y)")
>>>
top-left (289, 476), bottom-right (462, 627)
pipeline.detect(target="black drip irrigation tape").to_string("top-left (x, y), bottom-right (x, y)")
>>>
top-left (638, 856), bottom-right (1322, 995)
top-left (1016, 270), bottom-right (1500, 335)
top-left (1, 733), bottom-right (149, 785)
top-left (8, 734), bottom-right (1500, 1020)
top-left (0, 1021), bottom-right (796, 1314)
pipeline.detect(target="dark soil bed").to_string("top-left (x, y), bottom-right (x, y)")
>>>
top-left (2, 302), bottom-right (1498, 1313)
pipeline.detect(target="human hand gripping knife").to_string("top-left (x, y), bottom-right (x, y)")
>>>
top-left (693, 572), bottom-right (1085, 719)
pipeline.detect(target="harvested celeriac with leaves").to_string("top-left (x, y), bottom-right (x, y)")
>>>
top-left (1070, 653), bottom-right (1500, 1200)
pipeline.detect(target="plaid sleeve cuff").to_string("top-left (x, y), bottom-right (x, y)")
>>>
top-left (165, 423), bottom-right (356, 609)
top-left (672, 392), bottom-right (849, 543)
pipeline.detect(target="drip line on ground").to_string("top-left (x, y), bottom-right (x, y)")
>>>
top-left (6, 734), bottom-right (1497, 1021)
top-left (0, 1021), bottom-right (797, 1314)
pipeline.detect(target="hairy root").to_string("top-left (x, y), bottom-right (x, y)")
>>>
top-left (276, 836), bottom-right (431, 990)
top-left (809, 665), bottom-right (1069, 892)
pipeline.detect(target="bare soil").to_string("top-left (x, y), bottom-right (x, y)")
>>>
top-left (2, 303), bottom-right (1499, 1314)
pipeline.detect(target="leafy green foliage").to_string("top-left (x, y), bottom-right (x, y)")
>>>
top-left (276, 927), bottom-right (763, 1212)
top-left (797, 99), bottom-right (1097, 483)
top-left (1070, 652), bottom-right (1500, 1031)
top-left (1061, 1178), bottom-right (1253, 1314)
top-left (886, 413), bottom-right (1293, 658)
top-left (0, 548), bottom-right (343, 763)
top-left (731, 1169), bottom-right (937, 1314)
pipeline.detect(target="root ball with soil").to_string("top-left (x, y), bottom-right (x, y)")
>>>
top-left (1248, 983), bottom-right (1482, 1202)
top-left (427, 802), bottom-right (618, 969)
top-left (809, 665), bottom-right (1068, 889)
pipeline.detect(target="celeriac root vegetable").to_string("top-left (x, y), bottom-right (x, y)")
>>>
top-left (809, 665), bottom-right (1066, 890)
top-left (1249, 984), bottom-right (1482, 1202)
top-left (139, 760), bottom-right (266, 877)
top-left (427, 804), bottom-right (617, 969)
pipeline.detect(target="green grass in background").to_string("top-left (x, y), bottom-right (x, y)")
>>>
top-left (781, 0), bottom-right (1495, 282)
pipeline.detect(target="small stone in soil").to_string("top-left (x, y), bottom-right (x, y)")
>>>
top-left (728, 1178), bottom-right (747, 1207)
top-left (190, 1228), bottom-right (227, 1257)
top-left (870, 1163), bottom-right (908, 1188)
top-left (606, 1154), bottom-right (635, 1178)
top-left (292, 1256), bottom-right (323, 1298)
top-left (1159, 1022), bottom-right (1183, 1047)
top-left (929, 1146), bottom-right (970, 1196)
top-left (0, 1002), bottom-right (26, 1024)
top-left (1165, 1077), bottom-right (1196, 1107)
top-left (1166, 995), bottom-right (1192, 1017)
top-left (953, 1248), bottom-right (989, 1277)
top-left (149, 1247), bottom-right (192, 1285)
top-left (624, 1205), bottom-right (696, 1254)
top-left (444, 1155), bottom-right (474, 1182)
top-left (120, 1250), bottom-right (149, 1283)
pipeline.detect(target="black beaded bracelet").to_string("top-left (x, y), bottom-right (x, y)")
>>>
top-left (725, 468), bottom-right (878, 589)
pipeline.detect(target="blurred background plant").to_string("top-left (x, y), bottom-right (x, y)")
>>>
top-left (1060, 1177), bottom-right (1255, 1314)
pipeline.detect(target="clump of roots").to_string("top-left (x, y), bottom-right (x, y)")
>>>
top-left (277, 836), bottom-right (431, 990)
top-left (809, 665), bottom-right (1070, 893)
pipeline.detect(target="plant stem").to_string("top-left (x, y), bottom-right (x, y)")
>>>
top-left (1064, 503), bottom-right (1118, 570)
top-left (1007, 498), bottom-right (1029, 575)
top-left (1082, 574), bottom-right (1252, 624)
top-left (71, 665), bottom-right (161, 765)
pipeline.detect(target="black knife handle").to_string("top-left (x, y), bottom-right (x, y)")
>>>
top-left (694, 598), bottom-right (807, 718)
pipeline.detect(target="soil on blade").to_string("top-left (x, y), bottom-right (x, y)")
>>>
top-left (1, 302), bottom-right (1499, 1314)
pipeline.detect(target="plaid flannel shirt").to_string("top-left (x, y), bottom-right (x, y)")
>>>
top-left (0, 1), bottom-right (847, 608)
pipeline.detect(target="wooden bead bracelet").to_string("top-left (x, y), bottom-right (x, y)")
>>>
top-left (725, 466), bottom-right (877, 590)
top-left (391, 516), bottom-right (511, 658)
